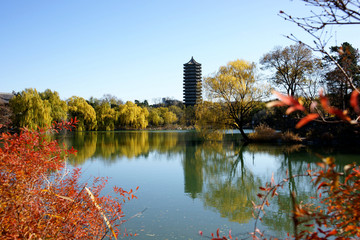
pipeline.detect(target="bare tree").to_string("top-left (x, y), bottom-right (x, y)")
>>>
top-left (260, 43), bottom-right (320, 96)
top-left (279, 0), bottom-right (360, 91)
top-left (281, 1), bottom-right (360, 32)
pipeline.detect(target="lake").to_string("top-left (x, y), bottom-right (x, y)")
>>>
top-left (59, 130), bottom-right (360, 239)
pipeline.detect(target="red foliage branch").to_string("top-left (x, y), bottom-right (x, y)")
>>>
top-left (0, 119), bottom-right (138, 239)
top-left (292, 159), bottom-right (360, 239)
top-left (254, 158), bottom-right (360, 239)
top-left (254, 90), bottom-right (360, 239)
top-left (267, 89), bottom-right (360, 128)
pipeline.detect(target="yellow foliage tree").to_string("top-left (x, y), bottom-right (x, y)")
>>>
top-left (117, 101), bottom-right (149, 129)
top-left (39, 89), bottom-right (68, 122)
top-left (148, 107), bottom-right (178, 127)
top-left (161, 108), bottom-right (178, 125)
top-left (95, 103), bottom-right (117, 131)
top-left (67, 96), bottom-right (97, 131)
top-left (148, 108), bottom-right (164, 126)
top-left (195, 101), bottom-right (228, 140)
top-left (9, 88), bottom-right (52, 129)
top-left (168, 105), bottom-right (184, 122)
top-left (202, 59), bottom-right (268, 141)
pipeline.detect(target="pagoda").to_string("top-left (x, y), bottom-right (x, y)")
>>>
top-left (183, 57), bottom-right (202, 106)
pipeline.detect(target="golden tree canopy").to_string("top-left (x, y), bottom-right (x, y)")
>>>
top-left (199, 59), bottom-right (268, 141)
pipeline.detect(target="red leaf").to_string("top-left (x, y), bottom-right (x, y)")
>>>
top-left (325, 229), bottom-right (337, 237)
top-left (319, 89), bottom-right (331, 111)
top-left (320, 90), bottom-right (351, 121)
top-left (273, 91), bottom-right (297, 106)
top-left (295, 113), bottom-right (319, 128)
top-left (350, 90), bottom-right (360, 114)
top-left (328, 108), bottom-right (351, 121)
top-left (285, 106), bottom-right (298, 114)
top-left (217, 228), bottom-right (220, 238)
top-left (266, 100), bottom-right (286, 108)
top-left (317, 182), bottom-right (327, 190)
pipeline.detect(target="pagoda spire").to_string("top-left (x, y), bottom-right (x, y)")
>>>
top-left (183, 57), bottom-right (202, 106)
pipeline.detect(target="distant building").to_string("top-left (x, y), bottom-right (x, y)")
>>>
top-left (0, 93), bottom-right (14, 105)
top-left (183, 57), bottom-right (202, 106)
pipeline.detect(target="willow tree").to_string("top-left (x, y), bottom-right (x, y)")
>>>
top-left (39, 89), bottom-right (68, 122)
top-left (201, 59), bottom-right (267, 141)
top-left (117, 101), bottom-right (149, 129)
top-left (67, 96), bottom-right (97, 131)
top-left (195, 101), bottom-right (229, 140)
top-left (148, 108), bottom-right (164, 126)
top-left (95, 102), bottom-right (117, 131)
top-left (9, 88), bottom-right (52, 129)
top-left (148, 107), bottom-right (178, 126)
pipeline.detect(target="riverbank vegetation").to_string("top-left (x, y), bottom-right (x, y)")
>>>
top-left (2, 89), bottom-right (191, 132)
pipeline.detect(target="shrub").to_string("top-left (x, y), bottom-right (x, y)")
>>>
top-left (248, 123), bottom-right (281, 142)
top-left (281, 130), bottom-right (302, 143)
top-left (0, 120), bottom-right (137, 239)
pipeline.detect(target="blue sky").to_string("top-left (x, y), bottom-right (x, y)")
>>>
top-left (1, 0), bottom-right (359, 103)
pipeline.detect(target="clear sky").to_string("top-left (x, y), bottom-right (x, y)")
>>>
top-left (1, 0), bottom-right (359, 103)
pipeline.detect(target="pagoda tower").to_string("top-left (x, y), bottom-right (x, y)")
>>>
top-left (183, 57), bottom-right (202, 106)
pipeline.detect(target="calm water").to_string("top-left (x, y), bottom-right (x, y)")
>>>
top-left (59, 131), bottom-right (360, 239)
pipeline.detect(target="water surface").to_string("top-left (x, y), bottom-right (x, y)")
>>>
top-left (60, 131), bottom-right (360, 239)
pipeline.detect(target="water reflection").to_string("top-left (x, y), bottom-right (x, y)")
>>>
top-left (60, 131), bottom-right (360, 238)
top-left (67, 132), bottom-right (97, 165)
top-left (200, 145), bottom-right (261, 224)
top-left (183, 142), bottom-right (203, 199)
top-left (63, 131), bottom-right (185, 165)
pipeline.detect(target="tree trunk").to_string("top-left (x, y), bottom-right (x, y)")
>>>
top-left (239, 127), bottom-right (249, 142)
top-left (235, 117), bottom-right (250, 142)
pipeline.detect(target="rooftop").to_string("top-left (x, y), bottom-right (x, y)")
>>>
top-left (184, 56), bottom-right (201, 66)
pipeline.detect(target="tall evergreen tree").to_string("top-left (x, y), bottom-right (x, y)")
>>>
top-left (323, 42), bottom-right (360, 109)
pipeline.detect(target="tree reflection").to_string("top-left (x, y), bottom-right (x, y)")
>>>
top-left (184, 141), bottom-right (325, 235)
top-left (66, 132), bottom-right (97, 165)
top-left (63, 131), bottom-right (185, 165)
top-left (148, 132), bottom-right (180, 154)
top-left (200, 144), bottom-right (262, 224)
top-left (246, 144), bottom-right (318, 235)
top-left (114, 131), bottom-right (150, 159)
top-left (183, 142), bottom-right (203, 199)
top-left (59, 131), bottom-right (360, 237)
